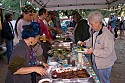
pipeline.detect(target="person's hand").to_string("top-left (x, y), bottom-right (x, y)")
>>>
top-left (35, 67), bottom-right (46, 76)
top-left (51, 27), bottom-right (61, 34)
top-left (84, 49), bottom-right (93, 55)
top-left (77, 41), bottom-right (86, 46)
top-left (43, 63), bottom-right (49, 69)
top-left (49, 39), bottom-right (54, 44)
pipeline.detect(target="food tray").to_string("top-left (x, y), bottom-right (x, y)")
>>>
top-left (50, 67), bottom-right (91, 81)
top-left (39, 66), bottom-right (93, 83)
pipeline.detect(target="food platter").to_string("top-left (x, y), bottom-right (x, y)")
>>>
top-left (39, 67), bottom-right (91, 83)
top-left (51, 67), bottom-right (90, 79)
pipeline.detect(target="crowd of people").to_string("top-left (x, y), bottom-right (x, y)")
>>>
top-left (108, 14), bottom-right (125, 39)
top-left (1, 5), bottom-right (60, 83)
top-left (0, 4), bottom-right (125, 83)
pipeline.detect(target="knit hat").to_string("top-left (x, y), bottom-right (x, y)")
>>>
top-left (22, 22), bottom-right (40, 39)
top-left (21, 5), bottom-right (36, 13)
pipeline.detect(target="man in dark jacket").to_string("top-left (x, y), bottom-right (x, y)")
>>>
top-left (73, 13), bottom-right (90, 44)
top-left (1, 13), bottom-right (14, 63)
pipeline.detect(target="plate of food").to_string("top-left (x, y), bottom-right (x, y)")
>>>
top-left (76, 47), bottom-right (88, 53)
top-left (48, 62), bottom-right (58, 66)
top-left (38, 78), bottom-right (52, 83)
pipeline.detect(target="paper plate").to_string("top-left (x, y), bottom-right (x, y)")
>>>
top-left (38, 78), bottom-right (51, 83)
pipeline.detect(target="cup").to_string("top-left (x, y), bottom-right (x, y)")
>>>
top-left (62, 60), bottom-right (68, 65)
top-left (72, 59), bottom-right (75, 67)
top-left (67, 55), bottom-right (71, 65)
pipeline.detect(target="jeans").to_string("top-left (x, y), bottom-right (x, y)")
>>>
top-left (92, 61), bottom-right (112, 83)
top-left (5, 39), bottom-right (13, 63)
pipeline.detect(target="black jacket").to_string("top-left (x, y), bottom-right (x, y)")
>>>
top-left (74, 19), bottom-right (90, 44)
top-left (1, 20), bottom-right (14, 40)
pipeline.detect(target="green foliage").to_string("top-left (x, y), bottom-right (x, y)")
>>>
top-left (59, 9), bottom-right (111, 19)
top-left (0, 0), bottom-right (31, 19)
top-left (0, 0), bottom-right (124, 20)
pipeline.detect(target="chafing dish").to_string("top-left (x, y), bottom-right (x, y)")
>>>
top-left (52, 42), bottom-right (73, 51)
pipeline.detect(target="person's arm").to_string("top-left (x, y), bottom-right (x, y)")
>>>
top-left (13, 66), bottom-right (46, 76)
top-left (77, 37), bottom-right (92, 48)
top-left (110, 17), bottom-right (115, 23)
top-left (45, 25), bottom-right (61, 34)
top-left (9, 55), bottom-right (46, 76)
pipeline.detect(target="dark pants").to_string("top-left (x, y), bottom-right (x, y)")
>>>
top-left (5, 39), bottom-right (13, 63)
top-left (114, 28), bottom-right (118, 38)
top-left (41, 42), bottom-right (51, 63)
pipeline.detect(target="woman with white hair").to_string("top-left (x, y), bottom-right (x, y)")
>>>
top-left (78, 11), bottom-right (117, 83)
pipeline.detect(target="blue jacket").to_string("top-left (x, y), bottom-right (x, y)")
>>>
top-left (110, 17), bottom-right (116, 28)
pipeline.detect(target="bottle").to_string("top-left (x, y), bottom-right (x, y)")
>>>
top-left (67, 54), bottom-right (71, 65)
top-left (42, 33), bottom-right (46, 42)
top-left (71, 56), bottom-right (75, 67)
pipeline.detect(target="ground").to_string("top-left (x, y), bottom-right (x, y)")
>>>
top-left (0, 34), bottom-right (125, 83)
top-left (110, 38), bottom-right (125, 83)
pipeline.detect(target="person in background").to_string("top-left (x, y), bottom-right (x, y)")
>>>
top-left (115, 18), bottom-right (120, 38)
top-left (14, 5), bottom-right (43, 60)
top-left (73, 12), bottom-right (90, 44)
top-left (15, 5), bottom-right (37, 40)
top-left (72, 11), bottom-right (77, 28)
top-left (119, 16), bottom-right (125, 39)
top-left (38, 8), bottom-right (54, 62)
top-left (1, 13), bottom-right (14, 63)
top-left (107, 15), bottom-right (112, 33)
top-left (109, 14), bottom-right (117, 38)
top-left (78, 11), bottom-right (117, 83)
top-left (5, 22), bottom-right (48, 83)
top-left (44, 11), bottom-right (61, 39)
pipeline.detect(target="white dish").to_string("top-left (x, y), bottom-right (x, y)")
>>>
top-left (48, 62), bottom-right (58, 66)
top-left (77, 50), bottom-right (87, 53)
top-left (38, 78), bottom-right (51, 83)
top-left (77, 41), bottom-right (82, 44)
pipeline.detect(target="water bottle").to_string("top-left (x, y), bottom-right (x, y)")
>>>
top-left (42, 33), bottom-right (46, 42)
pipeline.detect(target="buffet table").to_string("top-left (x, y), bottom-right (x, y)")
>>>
top-left (39, 31), bottom-right (100, 83)
top-left (39, 43), bottom-right (100, 83)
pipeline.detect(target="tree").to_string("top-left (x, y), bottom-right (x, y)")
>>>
top-left (0, 0), bottom-right (31, 19)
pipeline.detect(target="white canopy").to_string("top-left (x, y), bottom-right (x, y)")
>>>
top-left (28, 0), bottom-right (125, 10)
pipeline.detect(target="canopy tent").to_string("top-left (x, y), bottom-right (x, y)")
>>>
top-left (28, 0), bottom-right (125, 10)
